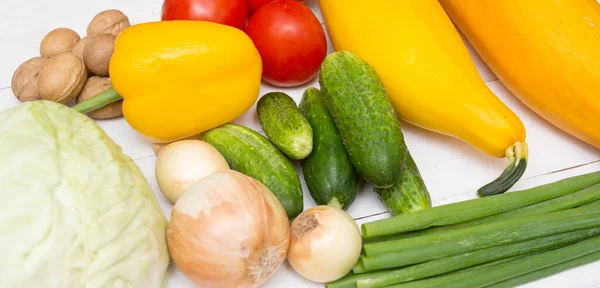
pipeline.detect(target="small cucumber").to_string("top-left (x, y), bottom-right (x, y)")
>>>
top-left (319, 51), bottom-right (405, 188)
top-left (299, 87), bottom-right (360, 210)
top-left (374, 147), bottom-right (432, 215)
top-left (257, 92), bottom-right (313, 160)
top-left (202, 123), bottom-right (303, 218)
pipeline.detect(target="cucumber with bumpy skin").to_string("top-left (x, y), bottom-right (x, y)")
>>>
top-left (202, 123), bottom-right (303, 218)
top-left (374, 147), bottom-right (432, 215)
top-left (299, 87), bottom-right (360, 210)
top-left (319, 51), bottom-right (406, 188)
top-left (257, 92), bottom-right (313, 160)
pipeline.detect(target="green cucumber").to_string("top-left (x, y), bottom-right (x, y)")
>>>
top-left (319, 51), bottom-right (405, 188)
top-left (257, 92), bottom-right (313, 160)
top-left (202, 123), bottom-right (303, 218)
top-left (299, 87), bottom-right (360, 210)
top-left (374, 148), bottom-right (431, 215)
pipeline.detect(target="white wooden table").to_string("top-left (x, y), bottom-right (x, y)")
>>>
top-left (2, 0), bottom-right (600, 287)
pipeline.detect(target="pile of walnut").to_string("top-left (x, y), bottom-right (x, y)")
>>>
top-left (11, 9), bottom-right (129, 119)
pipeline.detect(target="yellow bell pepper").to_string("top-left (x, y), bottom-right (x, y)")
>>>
top-left (73, 21), bottom-right (262, 143)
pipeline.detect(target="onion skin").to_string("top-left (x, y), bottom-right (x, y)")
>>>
top-left (155, 140), bottom-right (230, 203)
top-left (167, 170), bottom-right (290, 288)
top-left (288, 205), bottom-right (362, 283)
top-left (151, 134), bottom-right (203, 155)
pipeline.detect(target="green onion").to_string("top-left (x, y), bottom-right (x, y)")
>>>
top-left (353, 228), bottom-right (600, 288)
top-left (453, 254), bottom-right (529, 273)
top-left (367, 184), bottom-right (600, 243)
top-left (487, 250), bottom-right (600, 288)
top-left (343, 248), bottom-right (530, 288)
top-left (352, 261), bottom-right (368, 274)
top-left (326, 270), bottom-right (389, 288)
top-left (361, 171), bottom-right (600, 238)
top-left (472, 184), bottom-right (600, 221)
top-left (388, 235), bottom-right (600, 288)
top-left (581, 199), bottom-right (600, 208)
top-left (325, 271), bottom-right (369, 288)
top-left (360, 206), bottom-right (600, 271)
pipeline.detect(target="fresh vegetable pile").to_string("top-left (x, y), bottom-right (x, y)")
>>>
top-left (319, 0), bottom-right (529, 197)
top-left (330, 171), bottom-right (600, 287)
top-left (183, 50), bottom-right (429, 285)
top-left (5, 0), bottom-right (600, 287)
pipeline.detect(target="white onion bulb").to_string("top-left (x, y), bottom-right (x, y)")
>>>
top-left (155, 140), bottom-right (229, 203)
top-left (288, 205), bottom-right (362, 283)
top-left (167, 170), bottom-right (290, 288)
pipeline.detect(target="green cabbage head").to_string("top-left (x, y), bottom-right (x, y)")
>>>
top-left (0, 101), bottom-right (169, 288)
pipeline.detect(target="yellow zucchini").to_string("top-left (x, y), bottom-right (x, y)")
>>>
top-left (319, 0), bottom-right (528, 196)
top-left (439, 0), bottom-right (600, 151)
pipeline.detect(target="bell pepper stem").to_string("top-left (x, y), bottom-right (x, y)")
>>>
top-left (478, 142), bottom-right (529, 197)
top-left (72, 88), bottom-right (123, 115)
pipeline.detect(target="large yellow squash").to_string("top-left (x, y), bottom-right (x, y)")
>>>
top-left (319, 0), bottom-right (527, 196)
top-left (439, 0), bottom-right (600, 150)
top-left (109, 21), bottom-right (262, 143)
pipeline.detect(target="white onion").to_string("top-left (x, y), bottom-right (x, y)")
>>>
top-left (155, 140), bottom-right (229, 203)
top-left (151, 134), bottom-right (203, 155)
top-left (288, 205), bottom-right (362, 283)
top-left (167, 170), bottom-right (290, 288)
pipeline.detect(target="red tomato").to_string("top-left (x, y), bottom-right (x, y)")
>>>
top-left (161, 0), bottom-right (248, 30)
top-left (245, 0), bottom-right (327, 87)
top-left (246, 0), bottom-right (303, 15)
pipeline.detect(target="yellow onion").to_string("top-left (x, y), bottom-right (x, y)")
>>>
top-left (155, 140), bottom-right (229, 203)
top-left (288, 205), bottom-right (362, 283)
top-left (167, 170), bottom-right (290, 288)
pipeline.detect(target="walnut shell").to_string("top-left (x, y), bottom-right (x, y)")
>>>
top-left (37, 52), bottom-right (87, 104)
top-left (83, 34), bottom-right (115, 76)
top-left (11, 57), bottom-right (48, 102)
top-left (72, 37), bottom-right (91, 60)
top-left (40, 28), bottom-right (80, 57)
top-left (87, 10), bottom-right (130, 37)
top-left (76, 76), bottom-right (123, 119)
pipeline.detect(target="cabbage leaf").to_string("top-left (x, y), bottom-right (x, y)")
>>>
top-left (0, 101), bottom-right (169, 288)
